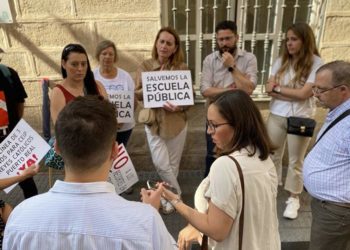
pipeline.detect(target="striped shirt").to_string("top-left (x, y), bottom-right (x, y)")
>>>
top-left (303, 98), bottom-right (350, 203)
top-left (4, 181), bottom-right (177, 250)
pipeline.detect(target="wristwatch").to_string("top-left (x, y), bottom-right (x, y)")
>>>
top-left (273, 85), bottom-right (281, 93)
top-left (228, 65), bottom-right (235, 72)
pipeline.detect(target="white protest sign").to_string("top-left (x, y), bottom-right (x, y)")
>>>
top-left (0, 119), bottom-right (50, 193)
top-left (108, 143), bottom-right (138, 194)
top-left (108, 91), bottom-right (134, 123)
top-left (142, 70), bottom-right (194, 108)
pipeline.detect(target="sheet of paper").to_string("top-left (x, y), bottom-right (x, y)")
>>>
top-left (0, 119), bottom-right (50, 193)
top-left (108, 90), bottom-right (134, 123)
top-left (108, 143), bottom-right (138, 194)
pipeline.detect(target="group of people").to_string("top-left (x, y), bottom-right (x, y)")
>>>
top-left (0, 18), bottom-right (348, 250)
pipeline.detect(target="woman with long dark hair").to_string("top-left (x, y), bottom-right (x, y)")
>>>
top-left (50, 43), bottom-right (107, 124)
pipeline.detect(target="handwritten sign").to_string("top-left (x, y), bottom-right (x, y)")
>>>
top-left (0, 119), bottom-right (50, 193)
top-left (108, 91), bottom-right (134, 123)
top-left (142, 70), bottom-right (194, 108)
top-left (108, 143), bottom-right (138, 194)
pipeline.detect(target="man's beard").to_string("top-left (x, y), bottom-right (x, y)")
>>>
top-left (219, 45), bottom-right (237, 55)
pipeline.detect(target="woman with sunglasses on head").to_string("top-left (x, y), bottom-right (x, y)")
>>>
top-left (135, 27), bottom-right (192, 214)
top-left (50, 43), bottom-right (107, 125)
top-left (265, 23), bottom-right (323, 220)
top-left (93, 40), bottom-right (135, 147)
top-left (161, 90), bottom-right (280, 250)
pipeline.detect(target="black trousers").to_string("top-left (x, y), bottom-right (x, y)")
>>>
top-left (18, 177), bottom-right (38, 199)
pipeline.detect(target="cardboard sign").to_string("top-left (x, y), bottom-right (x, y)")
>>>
top-left (0, 119), bottom-right (50, 193)
top-left (108, 91), bottom-right (134, 123)
top-left (142, 70), bottom-right (194, 108)
top-left (108, 143), bottom-right (138, 194)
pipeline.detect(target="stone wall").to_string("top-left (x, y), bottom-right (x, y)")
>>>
top-left (319, 0), bottom-right (350, 62)
top-left (0, 0), bottom-right (161, 111)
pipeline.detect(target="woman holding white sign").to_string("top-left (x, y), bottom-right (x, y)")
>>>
top-left (135, 27), bottom-right (192, 214)
top-left (93, 40), bottom-right (135, 147)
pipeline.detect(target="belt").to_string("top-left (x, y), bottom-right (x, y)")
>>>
top-left (320, 200), bottom-right (350, 209)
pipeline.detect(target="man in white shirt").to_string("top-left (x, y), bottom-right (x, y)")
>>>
top-left (3, 96), bottom-right (177, 250)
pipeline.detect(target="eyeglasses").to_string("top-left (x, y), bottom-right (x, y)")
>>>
top-left (217, 35), bottom-right (234, 43)
top-left (206, 119), bottom-right (231, 133)
top-left (312, 84), bottom-right (343, 95)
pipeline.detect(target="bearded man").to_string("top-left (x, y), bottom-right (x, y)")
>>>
top-left (200, 20), bottom-right (258, 177)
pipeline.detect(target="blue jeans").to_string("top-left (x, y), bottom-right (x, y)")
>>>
top-left (116, 129), bottom-right (133, 147)
top-left (204, 124), bottom-right (216, 178)
top-left (310, 198), bottom-right (350, 250)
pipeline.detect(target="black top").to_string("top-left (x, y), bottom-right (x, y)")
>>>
top-left (0, 66), bottom-right (27, 132)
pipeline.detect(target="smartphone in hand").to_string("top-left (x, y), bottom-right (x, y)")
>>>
top-left (146, 180), bottom-right (158, 190)
top-left (146, 180), bottom-right (178, 194)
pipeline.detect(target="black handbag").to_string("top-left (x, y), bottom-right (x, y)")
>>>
top-left (287, 116), bottom-right (316, 137)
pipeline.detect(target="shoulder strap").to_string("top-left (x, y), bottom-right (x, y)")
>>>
top-left (0, 64), bottom-right (13, 84)
top-left (201, 156), bottom-right (245, 250)
top-left (228, 155), bottom-right (245, 250)
top-left (314, 109), bottom-right (350, 147)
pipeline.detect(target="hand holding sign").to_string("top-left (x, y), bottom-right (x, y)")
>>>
top-left (18, 164), bottom-right (40, 178)
top-left (163, 101), bottom-right (183, 112)
top-left (0, 119), bottom-right (50, 193)
top-left (108, 143), bottom-right (138, 194)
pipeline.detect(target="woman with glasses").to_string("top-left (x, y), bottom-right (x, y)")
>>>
top-left (93, 40), bottom-right (135, 147)
top-left (265, 23), bottom-right (323, 220)
top-left (161, 90), bottom-right (280, 250)
top-left (135, 27), bottom-right (191, 214)
top-left (50, 43), bottom-right (107, 125)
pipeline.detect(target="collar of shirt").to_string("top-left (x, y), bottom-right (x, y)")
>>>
top-left (50, 180), bottom-right (116, 194)
top-left (214, 47), bottom-right (244, 61)
top-left (324, 98), bottom-right (350, 123)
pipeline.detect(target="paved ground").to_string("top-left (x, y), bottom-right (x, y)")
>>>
top-left (0, 169), bottom-right (311, 249)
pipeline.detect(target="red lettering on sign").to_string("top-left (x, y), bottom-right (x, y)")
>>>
top-left (113, 156), bottom-right (128, 170)
top-left (16, 155), bottom-right (37, 175)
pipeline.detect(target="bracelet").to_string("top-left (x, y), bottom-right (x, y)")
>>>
top-left (170, 198), bottom-right (182, 207)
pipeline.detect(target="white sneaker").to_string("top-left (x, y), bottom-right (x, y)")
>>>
top-left (283, 197), bottom-right (300, 219)
top-left (161, 198), bottom-right (175, 215)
